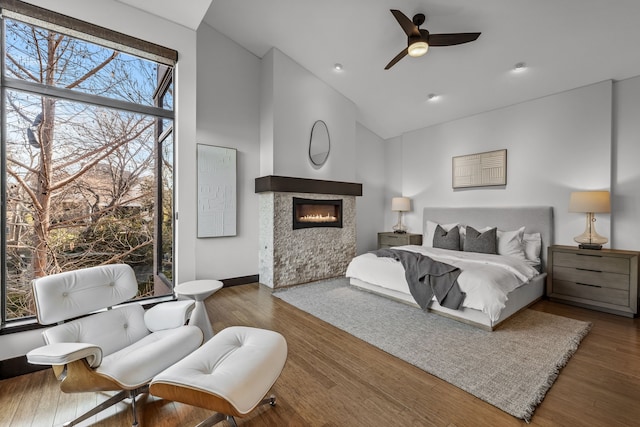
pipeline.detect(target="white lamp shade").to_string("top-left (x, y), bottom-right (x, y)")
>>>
top-left (391, 197), bottom-right (411, 212)
top-left (569, 191), bottom-right (611, 213)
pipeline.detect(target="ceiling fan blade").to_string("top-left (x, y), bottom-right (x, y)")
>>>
top-left (384, 48), bottom-right (409, 70)
top-left (428, 32), bottom-right (481, 46)
top-left (390, 9), bottom-right (420, 37)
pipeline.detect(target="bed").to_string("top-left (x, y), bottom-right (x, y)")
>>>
top-left (346, 206), bottom-right (554, 330)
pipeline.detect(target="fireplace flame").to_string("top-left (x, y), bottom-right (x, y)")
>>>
top-left (298, 213), bottom-right (338, 223)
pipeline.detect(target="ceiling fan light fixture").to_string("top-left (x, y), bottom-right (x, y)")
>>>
top-left (408, 40), bottom-right (429, 57)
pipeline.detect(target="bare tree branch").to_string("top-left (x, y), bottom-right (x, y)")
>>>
top-left (66, 51), bottom-right (118, 90)
top-left (100, 240), bottom-right (153, 266)
top-left (49, 123), bottom-right (153, 191)
top-left (5, 53), bottom-right (40, 81)
top-left (5, 168), bottom-right (43, 211)
top-left (48, 193), bottom-right (148, 230)
top-left (6, 156), bottom-right (39, 175)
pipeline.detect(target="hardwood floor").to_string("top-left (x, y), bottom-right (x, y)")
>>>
top-left (1, 283), bottom-right (639, 427)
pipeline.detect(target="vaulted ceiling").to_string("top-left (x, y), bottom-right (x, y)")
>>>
top-left (121, 0), bottom-right (640, 140)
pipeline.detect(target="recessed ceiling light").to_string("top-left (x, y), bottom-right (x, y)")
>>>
top-left (427, 93), bottom-right (440, 101)
top-left (512, 62), bottom-right (527, 72)
top-left (334, 63), bottom-right (343, 71)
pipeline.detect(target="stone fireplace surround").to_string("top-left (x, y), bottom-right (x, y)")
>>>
top-left (256, 176), bottom-right (362, 289)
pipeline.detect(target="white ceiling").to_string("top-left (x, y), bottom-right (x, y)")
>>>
top-left (115, 0), bottom-right (212, 30)
top-left (135, 0), bottom-right (640, 140)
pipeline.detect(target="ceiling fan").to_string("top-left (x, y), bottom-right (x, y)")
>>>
top-left (385, 9), bottom-right (481, 70)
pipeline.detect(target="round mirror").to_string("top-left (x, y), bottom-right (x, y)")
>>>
top-left (309, 120), bottom-right (330, 167)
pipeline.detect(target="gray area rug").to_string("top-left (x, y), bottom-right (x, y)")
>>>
top-left (273, 277), bottom-right (591, 421)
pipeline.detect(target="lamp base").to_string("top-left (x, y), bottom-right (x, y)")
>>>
top-left (392, 211), bottom-right (407, 234)
top-left (573, 212), bottom-right (608, 250)
top-left (578, 243), bottom-right (603, 250)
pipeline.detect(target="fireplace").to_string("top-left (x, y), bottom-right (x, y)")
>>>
top-left (293, 197), bottom-right (342, 229)
top-left (256, 176), bottom-right (362, 288)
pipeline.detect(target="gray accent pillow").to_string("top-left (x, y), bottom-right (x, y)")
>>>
top-left (433, 224), bottom-right (461, 251)
top-left (464, 226), bottom-right (497, 254)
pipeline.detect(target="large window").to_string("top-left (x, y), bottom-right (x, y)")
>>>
top-left (1, 4), bottom-right (176, 323)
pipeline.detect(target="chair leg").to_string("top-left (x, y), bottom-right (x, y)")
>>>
top-left (61, 385), bottom-right (149, 427)
top-left (62, 390), bottom-right (128, 427)
top-left (129, 385), bottom-right (147, 427)
top-left (260, 394), bottom-right (277, 407)
top-left (193, 395), bottom-right (277, 427)
top-left (194, 412), bottom-right (227, 427)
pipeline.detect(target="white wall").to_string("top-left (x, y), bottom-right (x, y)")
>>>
top-left (355, 123), bottom-right (386, 254)
top-left (395, 81), bottom-right (613, 247)
top-left (1, 0), bottom-right (198, 360)
top-left (383, 136), bottom-right (405, 232)
top-left (612, 76), bottom-right (640, 250)
top-left (195, 23), bottom-right (261, 279)
top-left (262, 48), bottom-right (357, 182)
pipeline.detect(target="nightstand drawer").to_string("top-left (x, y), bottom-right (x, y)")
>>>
top-left (553, 266), bottom-right (630, 290)
top-left (379, 234), bottom-right (408, 246)
top-left (377, 232), bottom-right (422, 249)
top-left (553, 280), bottom-right (630, 306)
top-left (553, 252), bottom-right (629, 274)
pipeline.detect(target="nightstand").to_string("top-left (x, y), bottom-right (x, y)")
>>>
top-left (547, 245), bottom-right (639, 317)
top-left (377, 232), bottom-right (422, 249)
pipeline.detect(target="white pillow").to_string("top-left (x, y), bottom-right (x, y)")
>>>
top-left (496, 227), bottom-right (526, 261)
top-left (523, 232), bottom-right (542, 265)
top-left (424, 220), bottom-right (458, 247)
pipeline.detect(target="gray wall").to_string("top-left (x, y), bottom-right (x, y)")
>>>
top-left (195, 23), bottom-right (261, 280)
top-left (383, 78), bottom-right (640, 252)
top-left (393, 81), bottom-right (613, 248)
top-left (261, 48), bottom-right (357, 182)
top-left (355, 123), bottom-right (387, 254)
top-left (612, 75), bottom-right (640, 250)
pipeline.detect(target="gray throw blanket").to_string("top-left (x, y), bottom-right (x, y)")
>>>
top-left (373, 248), bottom-right (466, 310)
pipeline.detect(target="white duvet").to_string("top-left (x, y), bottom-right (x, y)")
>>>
top-left (345, 245), bottom-right (539, 321)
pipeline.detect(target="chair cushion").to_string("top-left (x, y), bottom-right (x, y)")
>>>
top-left (151, 326), bottom-right (287, 415)
top-left (32, 264), bottom-right (138, 324)
top-left (43, 304), bottom-right (151, 357)
top-left (97, 325), bottom-right (203, 389)
top-left (144, 300), bottom-right (195, 332)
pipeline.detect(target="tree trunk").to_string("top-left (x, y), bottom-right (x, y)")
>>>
top-left (32, 37), bottom-right (58, 278)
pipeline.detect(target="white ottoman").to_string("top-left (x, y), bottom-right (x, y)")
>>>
top-left (150, 326), bottom-right (287, 427)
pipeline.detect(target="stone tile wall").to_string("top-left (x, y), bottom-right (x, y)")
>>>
top-left (259, 192), bottom-right (356, 288)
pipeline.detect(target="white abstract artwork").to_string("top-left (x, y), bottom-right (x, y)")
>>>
top-left (197, 144), bottom-right (237, 237)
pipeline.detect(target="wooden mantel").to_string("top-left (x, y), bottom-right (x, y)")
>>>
top-left (255, 175), bottom-right (362, 196)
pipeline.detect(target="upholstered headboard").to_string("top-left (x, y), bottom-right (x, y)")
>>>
top-left (422, 206), bottom-right (554, 270)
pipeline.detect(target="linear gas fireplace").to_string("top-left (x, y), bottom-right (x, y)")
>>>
top-left (256, 175), bottom-right (362, 288)
top-left (293, 197), bottom-right (342, 229)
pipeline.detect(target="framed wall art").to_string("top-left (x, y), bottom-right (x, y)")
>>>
top-left (197, 144), bottom-right (237, 237)
top-left (452, 149), bottom-right (507, 189)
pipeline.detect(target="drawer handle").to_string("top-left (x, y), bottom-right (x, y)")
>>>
top-left (576, 253), bottom-right (602, 258)
top-left (576, 267), bottom-right (602, 273)
top-left (576, 282), bottom-right (602, 288)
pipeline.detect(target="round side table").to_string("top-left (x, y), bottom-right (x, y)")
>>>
top-left (175, 279), bottom-right (223, 341)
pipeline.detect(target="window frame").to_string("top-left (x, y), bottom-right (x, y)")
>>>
top-left (0, 1), bottom-right (177, 329)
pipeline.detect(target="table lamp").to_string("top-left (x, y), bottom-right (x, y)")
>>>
top-left (391, 197), bottom-right (411, 234)
top-left (568, 191), bottom-right (610, 250)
